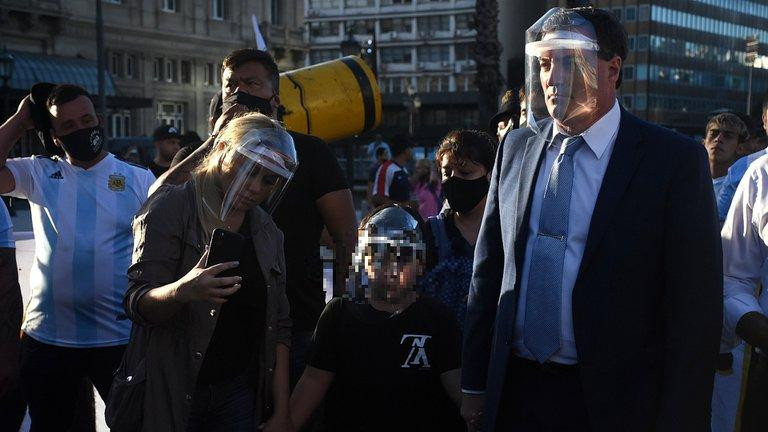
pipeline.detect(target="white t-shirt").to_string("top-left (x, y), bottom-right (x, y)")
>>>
top-left (5, 154), bottom-right (155, 347)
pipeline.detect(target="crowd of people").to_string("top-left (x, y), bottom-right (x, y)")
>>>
top-left (1, 5), bottom-right (768, 432)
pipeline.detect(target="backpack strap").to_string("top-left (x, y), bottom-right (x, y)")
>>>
top-left (428, 215), bottom-right (451, 262)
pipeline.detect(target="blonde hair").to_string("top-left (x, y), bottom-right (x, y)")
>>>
top-left (195, 112), bottom-right (283, 176)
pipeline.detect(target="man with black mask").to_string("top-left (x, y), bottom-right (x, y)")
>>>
top-left (157, 49), bottom-right (357, 392)
top-left (0, 84), bottom-right (155, 430)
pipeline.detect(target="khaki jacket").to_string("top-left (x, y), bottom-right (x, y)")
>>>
top-left (107, 180), bottom-right (291, 432)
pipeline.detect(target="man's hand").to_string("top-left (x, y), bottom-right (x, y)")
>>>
top-left (736, 311), bottom-right (768, 353)
top-left (461, 393), bottom-right (485, 432)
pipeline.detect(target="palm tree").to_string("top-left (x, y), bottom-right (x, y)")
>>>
top-left (474, 0), bottom-right (503, 130)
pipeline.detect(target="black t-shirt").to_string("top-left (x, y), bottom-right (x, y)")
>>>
top-left (148, 160), bottom-right (169, 179)
top-left (197, 216), bottom-right (266, 385)
top-left (309, 296), bottom-right (465, 432)
top-left (271, 131), bottom-right (349, 331)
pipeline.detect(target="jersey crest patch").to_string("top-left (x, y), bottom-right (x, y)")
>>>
top-left (108, 173), bottom-right (126, 192)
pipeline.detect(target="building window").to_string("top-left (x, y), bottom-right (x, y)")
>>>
top-left (417, 45), bottom-right (449, 63)
top-left (380, 17), bottom-right (412, 33)
top-left (204, 63), bottom-right (215, 85)
top-left (212, 0), bottom-right (226, 20)
top-left (380, 0), bottom-right (411, 5)
top-left (627, 36), bottom-right (636, 51)
top-left (110, 52), bottom-right (121, 77)
top-left (380, 47), bottom-right (412, 64)
top-left (310, 0), bottom-right (339, 7)
top-left (345, 19), bottom-right (373, 34)
top-left (165, 59), bottom-right (178, 83)
top-left (455, 43), bottom-right (475, 61)
top-left (639, 5), bottom-right (650, 21)
top-left (455, 13), bottom-right (475, 31)
top-left (635, 94), bottom-right (647, 110)
top-left (157, 102), bottom-right (184, 132)
top-left (153, 58), bottom-right (162, 81)
top-left (126, 55), bottom-right (135, 78)
top-left (625, 6), bottom-right (637, 21)
top-left (310, 49), bottom-right (340, 64)
top-left (637, 35), bottom-right (649, 51)
top-left (161, 0), bottom-right (176, 12)
top-left (623, 66), bottom-right (635, 81)
top-left (271, 0), bottom-right (284, 26)
top-left (105, 0), bottom-right (122, 5)
top-left (109, 110), bottom-right (131, 138)
top-left (310, 21), bottom-right (341, 38)
top-left (417, 15), bottom-right (450, 33)
top-left (181, 61), bottom-right (191, 84)
top-left (344, 0), bottom-right (374, 7)
top-left (622, 95), bottom-right (634, 109)
top-left (612, 8), bottom-right (622, 21)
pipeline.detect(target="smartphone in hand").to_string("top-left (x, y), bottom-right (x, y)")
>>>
top-left (206, 228), bottom-right (245, 282)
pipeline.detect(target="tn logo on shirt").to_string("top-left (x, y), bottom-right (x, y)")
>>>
top-left (400, 334), bottom-right (432, 369)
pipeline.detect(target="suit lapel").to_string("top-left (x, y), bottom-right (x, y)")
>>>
top-left (514, 121), bottom-right (552, 238)
top-left (578, 110), bottom-right (645, 277)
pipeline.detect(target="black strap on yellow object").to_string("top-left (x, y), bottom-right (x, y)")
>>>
top-left (340, 57), bottom-right (376, 134)
top-left (285, 73), bottom-right (312, 135)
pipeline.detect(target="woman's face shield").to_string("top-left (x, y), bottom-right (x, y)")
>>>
top-left (525, 8), bottom-right (600, 133)
top-left (219, 128), bottom-right (297, 220)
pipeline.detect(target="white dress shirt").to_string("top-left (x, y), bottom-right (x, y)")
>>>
top-left (721, 153), bottom-right (768, 351)
top-left (512, 100), bottom-right (621, 364)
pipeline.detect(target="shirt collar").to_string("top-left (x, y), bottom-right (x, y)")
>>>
top-left (550, 99), bottom-right (621, 160)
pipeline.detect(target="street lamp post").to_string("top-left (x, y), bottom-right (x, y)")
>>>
top-left (0, 47), bottom-right (15, 121)
top-left (405, 85), bottom-right (422, 153)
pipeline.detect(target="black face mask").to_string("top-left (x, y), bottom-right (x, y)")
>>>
top-left (57, 126), bottom-right (104, 162)
top-left (222, 91), bottom-right (275, 117)
top-left (443, 176), bottom-right (489, 214)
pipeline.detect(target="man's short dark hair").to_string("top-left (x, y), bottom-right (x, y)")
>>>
top-left (222, 49), bottom-right (280, 92)
top-left (375, 146), bottom-right (388, 158)
top-left (389, 134), bottom-right (413, 157)
top-left (46, 84), bottom-right (91, 111)
top-left (575, 7), bottom-right (628, 88)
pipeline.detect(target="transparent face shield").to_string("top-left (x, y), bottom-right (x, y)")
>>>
top-left (525, 8), bottom-right (600, 133)
top-left (218, 128), bottom-right (297, 221)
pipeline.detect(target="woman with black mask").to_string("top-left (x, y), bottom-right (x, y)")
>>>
top-left (422, 130), bottom-right (497, 330)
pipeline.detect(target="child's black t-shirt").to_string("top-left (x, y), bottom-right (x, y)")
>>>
top-left (308, 296), bottom-right (465, 432)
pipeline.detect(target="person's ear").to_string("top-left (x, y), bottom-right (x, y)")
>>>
top-left (607, 55), bottom-right (622, 87)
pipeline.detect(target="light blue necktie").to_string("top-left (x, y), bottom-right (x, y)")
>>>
top-left (523, 135), bottom-right (585, 363)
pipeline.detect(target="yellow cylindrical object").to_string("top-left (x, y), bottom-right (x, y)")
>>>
top-left (279, 56), bottom-right (382, 143)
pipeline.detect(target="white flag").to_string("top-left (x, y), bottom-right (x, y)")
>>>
top-left (252, 14), bottom-right (267, 51)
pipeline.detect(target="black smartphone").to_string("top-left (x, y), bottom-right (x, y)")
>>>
top-left (205, 228), bottom-right (245, 280)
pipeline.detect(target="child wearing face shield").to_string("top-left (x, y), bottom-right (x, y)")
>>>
top-left (107, 113), bottom-right (296, 432)
top-left (421, 130), bottom-right (497, 331)
top-left (289, 204), bottom-right (465, 432)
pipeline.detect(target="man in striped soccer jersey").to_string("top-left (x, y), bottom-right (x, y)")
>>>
top-left (0, 84), bottom-right (155, 430)
top-left (371, 134), bottom-right (415, 207)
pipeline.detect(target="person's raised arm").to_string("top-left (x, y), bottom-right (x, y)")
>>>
top-left (0, 97), bottom-right (34, 194)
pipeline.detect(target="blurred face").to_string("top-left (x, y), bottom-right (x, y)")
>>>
top-left (48, 95), bottom-right (99, 139)
top-left (497, 117), bottom-right (512, 141)
top-left (222, 61), bottom-right (281, 115)
top-left (364, 243), bottom-right (423, 300)
top-left (704, 124), bottom-right (740, 167)
top-left (439, 153), bottom-right (488, 182)
top-left (155, 138), bottom-right (181, 161)
top-left (220, 152), bottom-right (281, 211)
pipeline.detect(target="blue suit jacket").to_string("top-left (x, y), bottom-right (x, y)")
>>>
top-left (462, 111), bottom-right (723, 431)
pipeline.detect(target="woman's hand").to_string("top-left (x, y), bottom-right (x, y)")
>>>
top-left (174, 249), bottom-right (242, 304)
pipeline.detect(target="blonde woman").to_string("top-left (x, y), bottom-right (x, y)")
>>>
top-left (106, 113), bottom-right (296, 432)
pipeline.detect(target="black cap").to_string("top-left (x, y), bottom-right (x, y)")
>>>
top-left (152, 124), bottom-right (182, 142)
top-left (489, 99), bottom-right (519, 131)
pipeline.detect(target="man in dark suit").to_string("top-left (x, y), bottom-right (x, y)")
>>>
top-left (460, 7), bottom-right (722, 432)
